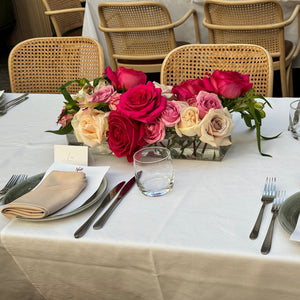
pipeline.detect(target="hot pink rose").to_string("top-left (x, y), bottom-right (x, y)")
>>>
top-left (90, 85), bottom-right (115, 103)
top-left (118, 82), bottom-right (167, 123)
top-left (196, 91), bottom-right (223, 119)
top-left (142, 118), bottom-right (166, 144)
top-left (104, 66), bottom-right (147, 91)
top-left (209, 70), bottom-right (253, 98)
top-left (161, 100), bottom-right (181, 127)
top-left (108, 92), bottom-right (121, 111)
top-left (172, 78), bottom-right (209, 105)
top-left (107, 111), bottom-right (145, 162)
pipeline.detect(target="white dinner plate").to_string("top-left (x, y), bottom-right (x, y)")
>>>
top-left (3, 173), bottom-right (107, 221)
top-left (278, 191), bottom-right (300, 234)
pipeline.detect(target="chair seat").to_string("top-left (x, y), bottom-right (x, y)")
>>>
top-left (63, 26), bottom-right (82, 37)
top-left (272, 40), bottom-right (294, 61)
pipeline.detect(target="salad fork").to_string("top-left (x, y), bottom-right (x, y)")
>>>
top-left (0, 174), bottom-right (28, 195)
top-left (261, 190), bottom-right (286, 255)
top-left (249, 177), bottom-right (276, 239)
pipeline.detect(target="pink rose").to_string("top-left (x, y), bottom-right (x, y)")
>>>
top-left (108, 92), bottom-right (121, 111)
top-left (118, 82), bottom-right (167, 123)
top-left (107, 111), bottom-right (145, 162)
top-left (57, 108), bottom-right (74, 127)
top-left (161, 100), bottom-right (181, 127)
top-left (209, 70), bottom-right (253, 98)
top-left (142, 118), bottom-right (166, 144)
top-left (104, 66), bottom-right (147, 91)
top-left (172, 78), bottom-right (208, 105)
top-left (196, 91), bottom-right (223, 119)
top-left (90, 85), bottom-right (115, 103)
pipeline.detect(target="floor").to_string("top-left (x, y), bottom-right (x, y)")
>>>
top-left (1, 45), bottom-right (299, 97)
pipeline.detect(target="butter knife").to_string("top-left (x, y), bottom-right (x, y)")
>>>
top-left (74, 181), bottom-right (125, 238)
top-left (93, 175), bottom-right (136, 230)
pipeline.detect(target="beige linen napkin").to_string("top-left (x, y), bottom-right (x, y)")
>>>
top-left (1, 171), bottom-right (87, 219)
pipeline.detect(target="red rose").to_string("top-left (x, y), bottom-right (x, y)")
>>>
top-left (209, 70), bottom-right (253, 99)
top-left (172, 78), bottom-right (209, 104)
top-left (107, 111), bottom-right (145, 162)
top-left (104, 66), bottom-right (147, 91)
top-left (118, 82), bottom-right (167, 123)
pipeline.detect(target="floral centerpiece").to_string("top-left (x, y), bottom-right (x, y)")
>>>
top-left (48, 66), bottom-right (274, 162)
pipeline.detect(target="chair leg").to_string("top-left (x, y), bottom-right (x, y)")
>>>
top-left (280, 67), bottom-right (288, 97)
top-left (287, 65), bottom-right (294, 97)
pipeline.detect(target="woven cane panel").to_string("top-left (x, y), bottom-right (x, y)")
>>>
top-left (9, 37), bottom-right (104, 94)
top-left (205, 1), bottom-right (283, 54)
top-left (99, 3), bottom-right (175, 57)
top-left (161, 44), bottom-right (273, 97)
top-left (44, 0), bottom-right (84, 35)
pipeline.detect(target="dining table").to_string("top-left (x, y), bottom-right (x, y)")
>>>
top-left (1, 92), bottom-right (300, 300)
top-left (82, 0), bottom-right (300, 68)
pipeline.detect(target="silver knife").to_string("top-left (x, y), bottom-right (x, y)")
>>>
top-left (93, 175), bottom-right (136, 230)
top-left (74, 181), bottom-right (125, 238)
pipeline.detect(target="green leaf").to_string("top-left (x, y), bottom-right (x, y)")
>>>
top-left (46, 122), bottom-right (73, 135)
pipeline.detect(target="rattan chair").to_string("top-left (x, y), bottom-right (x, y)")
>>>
top-left (9, 37), bottom-right (105, 94)
top-left (203, 0), bottom-right (300, 97)
top-left (42, 0), bottom-right (85, 37)
top-left (160, 44), bottom-right (273, 97)
top-left (98, 1), bottom-right (201, 73)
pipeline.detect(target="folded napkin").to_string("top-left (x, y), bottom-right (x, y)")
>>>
top-left (1, 171), bottom-right (86, 219)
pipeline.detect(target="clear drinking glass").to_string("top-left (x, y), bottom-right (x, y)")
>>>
top-left (289, 100), bottom-right (300, 139)
top-left (133, 147), bottom-right (174, 197)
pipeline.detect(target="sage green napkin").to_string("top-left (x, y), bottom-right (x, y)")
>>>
top-left (1, 171), bottom-right (86, 219)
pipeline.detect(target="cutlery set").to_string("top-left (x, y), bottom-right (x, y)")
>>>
top-left (0, 174), bottom-right (28, 203)
top-left (74, 175), bottom-right (136, 238)
top-left (249, 177), bottom-right (286, 254)
top-left (0, 93), bottom-right (29, 116)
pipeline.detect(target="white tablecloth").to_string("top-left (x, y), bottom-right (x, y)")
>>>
top-left (82, 0), bottom-right (300, 68)
top-left (2, 94), bottom-right (300, 299)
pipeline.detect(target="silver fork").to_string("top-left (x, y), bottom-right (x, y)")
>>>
top-left (0, 174), bottom-right (28, 195)
top-left (261, 190), bottom-right (286, 255)
top-left (249, 177), bottom-right (276, 239)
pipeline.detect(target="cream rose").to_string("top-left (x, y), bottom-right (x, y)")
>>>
top-left (175, 106), bottom-right (200, 137)
top-left (71, 108), bottom-right (109, 147)
top-left (195, 108), bottom-right (234, 147)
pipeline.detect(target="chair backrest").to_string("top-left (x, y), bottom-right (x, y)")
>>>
top-left (160, 44), bottom-right (274, 97)
top-left (203, 0), bottom-right (284, 58)
top-left (98, 1), bottom-right (177, 72)
top-left (42, 0), bottom-right (84, 37)
top-left (9, 37), bottom-right (105, 94)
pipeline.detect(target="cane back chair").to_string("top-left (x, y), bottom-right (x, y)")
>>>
top-left (161, 44), bottom-right (273, 97)
top-left (42, 0), bottom-right (85, 37)
top-left (203, 0), bottom-right (300, 97)
top-left (98, 1), bottom-right (201, 73)
top-left (9, 37), bottom-right (105, 94)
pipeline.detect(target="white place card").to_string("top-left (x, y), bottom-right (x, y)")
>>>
top-left (54, 145), bottom-right (88, 166)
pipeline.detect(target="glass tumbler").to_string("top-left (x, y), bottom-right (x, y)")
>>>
top-left (133, 147), bottom-right (174, 197)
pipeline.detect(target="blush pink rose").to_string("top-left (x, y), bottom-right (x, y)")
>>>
top-left (142, 118), bottom-right (166, 144)
top-left (161, 100), bottom-right (181, 127)
top-left (90, 85), bottom-right (115, 103)
top-left (104, 66), bottom-right (147, 91)
top-left (209, 70), bottom-right (253, 98)
top-left (118, 81), bottom-right (167, 123)
top-left (107, 111), bottom-right (145, 162)
top-left (196, 91), bottom-right (223, 119)
top-left (108, 92), bottom-right (121, 111)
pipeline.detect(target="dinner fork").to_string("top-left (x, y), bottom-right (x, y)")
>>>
top-left (0, 174), bottom-right (28, 195)
top-left (249, 177), bottom-right (276, 239)
top-left (261, 190), bottom-right (286, 255)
